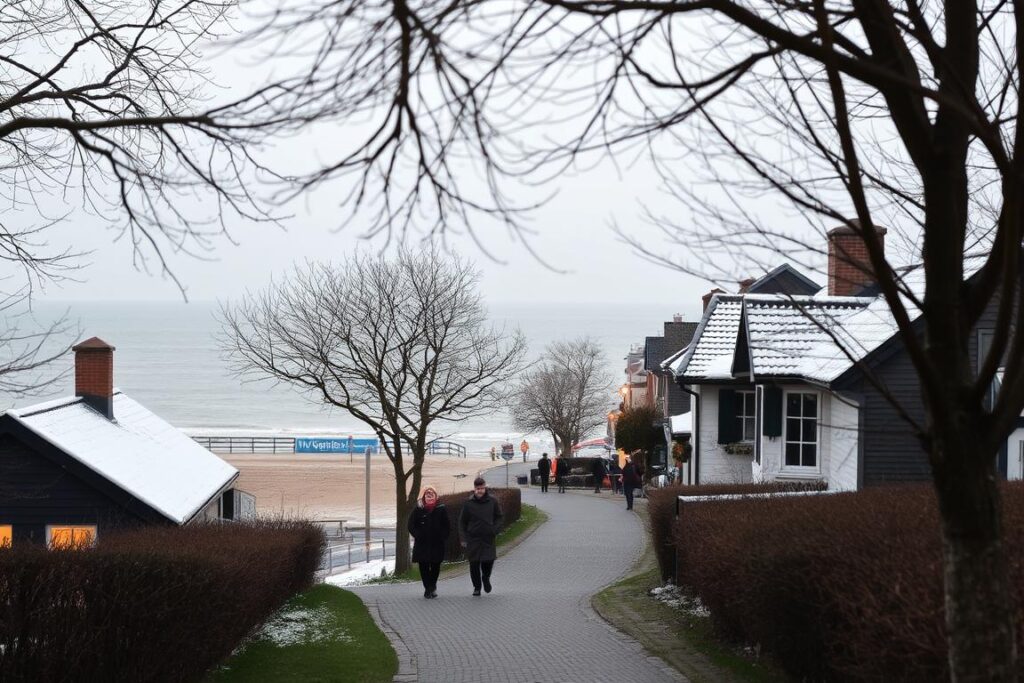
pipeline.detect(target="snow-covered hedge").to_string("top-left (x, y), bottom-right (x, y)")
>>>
top-left (0, 520), bottom-right (324, 682)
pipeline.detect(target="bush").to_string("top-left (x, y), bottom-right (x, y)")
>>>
top-left (674, 483), bottom-right (1024, 681)
top-left (0, 520), bottom-right (324, 683)
top-left (646, 481), bottom-right (828, 581)
top-left (437, 487), bottom-right (521, 562)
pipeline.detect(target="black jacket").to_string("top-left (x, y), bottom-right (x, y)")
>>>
top-left (555, 459), bottom-right (570, 477)
top-left (408, 503), bottom-right (451, 563)
top-left (458, 491), bottom-right (504, 562)
top-left (591, 459), bottom-right (607, 477)
top-left (622, 463), bottom-right (642, 488)
top-left (538, 457), bottom-right (551, 476)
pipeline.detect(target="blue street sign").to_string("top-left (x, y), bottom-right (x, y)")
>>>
top-left (295, 437), bottom-right (379, 454)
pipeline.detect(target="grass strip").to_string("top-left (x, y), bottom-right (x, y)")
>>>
top-left (209, 584), bottom-right (397, 683)
top-left (591, 504), bottom-right (786, 683)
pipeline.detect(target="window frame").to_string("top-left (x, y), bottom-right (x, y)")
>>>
top-left (46, 524), bottom-right (98, 550)
top-left (782, 390), bottom-right (821, 473)
top-left (735, 389), bottom-right (756, 443)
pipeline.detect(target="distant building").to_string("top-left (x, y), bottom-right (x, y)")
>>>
top-left (0, 338), bottom-right (250, 548)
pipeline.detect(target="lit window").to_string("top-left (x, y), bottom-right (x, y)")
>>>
top-left (784, 392), bottom-right (818, 468)
top-left (47, 525), bottom-right (97, 549)
top-left (0, 525), bottom-right (11, 548)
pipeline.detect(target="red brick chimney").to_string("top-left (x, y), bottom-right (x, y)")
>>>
top-left (828, 222), bottom-right (887, 296)
top-left (73, 337), bottom-right (115, 419)
top-left (738, 277), bottom-right (755, 294)
top-left (702, 288), bottom-right (725, 311)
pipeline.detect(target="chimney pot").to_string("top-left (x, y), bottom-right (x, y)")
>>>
top-left (828, 221), bottom-right (887, 296)
top-left (672, 313), bottom-right (683, 323)
top-left (72, 337), bottom-right (115, 419)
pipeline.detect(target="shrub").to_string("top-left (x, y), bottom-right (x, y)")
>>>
top-left (646, 481), bottom-right (828, 581)
top-left (437, 487), bottom-right (521, 562)
top-left (0, 520), bottom-right (324, 683)
top-left (674, 483), bottom-right (1024, 681)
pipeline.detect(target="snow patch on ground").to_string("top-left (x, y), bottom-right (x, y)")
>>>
top-left (254, 605), bottom-right (352, 647)
top-left (649, 583), bottom-right (711, 618)
top-left (324, 559), bottom-right (396, 587)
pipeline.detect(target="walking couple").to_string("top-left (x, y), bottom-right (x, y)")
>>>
top-left (407, 477), bottom-right (504, 599)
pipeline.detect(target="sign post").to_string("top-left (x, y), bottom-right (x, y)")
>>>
top-left (365, 446), bottom-right (371, 547)
top-left (500, 443), bottom-right (515, 486)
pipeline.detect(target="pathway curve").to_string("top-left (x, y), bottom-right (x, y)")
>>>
top-left (350, 462), bottom-right (685, 683)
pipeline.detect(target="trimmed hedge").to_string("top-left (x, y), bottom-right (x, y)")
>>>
top-left (674, 483), bottom-right (1024, 680)
top-left (0, 521), bottom-right (324, 683)
top-left (647, 481), bottom-right (828, 581)
top-left (437, 487), bottom-right (521, 562)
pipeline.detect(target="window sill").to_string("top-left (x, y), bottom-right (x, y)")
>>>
top-left (778, 469), bottom-right (822, 480)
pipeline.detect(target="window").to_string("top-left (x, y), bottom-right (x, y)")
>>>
top-left (784, 392), bottom-right (818, 468)
top-left (0, 525), bottom-right (11, 548)
top-left (736, 390), bottom-right (756, 442)
top-left (47, 525), bottom-right (97, 549)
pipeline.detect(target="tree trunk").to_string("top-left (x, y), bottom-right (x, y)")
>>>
top-left (394, 488), bottom-right (412, 575)
top-left (933, 439), bottom-right (1018, 681)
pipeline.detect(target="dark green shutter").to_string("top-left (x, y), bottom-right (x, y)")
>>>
top-left (717, 389), bottom-right (738, 444)
top-left (762, 386), bottom-right (782, 437)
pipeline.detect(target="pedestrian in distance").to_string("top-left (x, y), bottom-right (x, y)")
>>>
top-left (489, 446), bottom-right (496, 462)
top-left (622, 457), bottom-right (642, 511)
top-left (555, 454), bottom-right (570, 493)
top-left (538, 452), bottom-right (551, 493)
top-left (591, 457), bottom-right (607, 493)
top-left (609, 458), bottom-right (622, 495)
top-left (459, 477), bottom-right (504, 596)
top-left (407, 485), bottom-right (450, 599)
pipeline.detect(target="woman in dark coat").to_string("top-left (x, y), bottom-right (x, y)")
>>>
top-left (407, 485), bottom-right (450, 599)
top-left (621, 457), bottom-right (642, 511)
top-left (458, 477), bottom-right (504, 596)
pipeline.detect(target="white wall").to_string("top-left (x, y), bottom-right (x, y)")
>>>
top-left (696, 386), bottom-right (753, 484)
top-left (1007, 428), bottom-right (1024, 481)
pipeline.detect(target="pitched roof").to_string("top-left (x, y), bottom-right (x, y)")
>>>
top-left (746, 263), bottom-right (822, 296)
top-left (741, 295), bottom-right (873, 380)
top-left (669, 295), bottom-right (744, 380)
top-left (5, 392), bottom-right (237, 524)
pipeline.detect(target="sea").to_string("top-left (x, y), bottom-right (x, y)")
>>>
top-left (1, 300), bottom-right (688, 455)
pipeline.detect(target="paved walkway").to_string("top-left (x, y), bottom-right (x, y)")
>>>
top-left (350, 463), bottom-right (685, 683)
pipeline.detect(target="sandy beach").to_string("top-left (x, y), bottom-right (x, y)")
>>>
top-left (218, 452), bottom-right (513, 527)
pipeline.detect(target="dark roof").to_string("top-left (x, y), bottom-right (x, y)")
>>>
top-left (645, 321), bottom-right (699, 372)
top-left (746, 263), bottom-right (821, 296)
top-left (72, 337), bottom-right (115, 351)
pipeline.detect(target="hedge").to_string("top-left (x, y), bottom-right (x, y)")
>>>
top-left (437, 487), bottom-right (521, 562)
top-left (674, 483), bottom-right (1024, 681)
top-left (0, 520), bottom-right (324, 683)
top-left (646, 481), bottom-right (828, 581)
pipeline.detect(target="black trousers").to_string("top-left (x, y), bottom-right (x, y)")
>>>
top-left (419, 561), bottom-right (441, 592)
top-left (624, 486), bottom-right (635, 510)
top-left (594, 475), bottom-right (603, 493)
top-left (469, 560), bottom-right (494, 589)
top-left (540, 474), bottom-right (549, 492)
top-left (556, 475), bottom-right (566, 493)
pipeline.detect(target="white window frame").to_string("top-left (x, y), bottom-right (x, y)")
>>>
top-left (782, 390), bottom-right (821, 473)
top-left (46, 524), bottom-right (98, 549)
top-left (736, 390), bottom-right (756, 443)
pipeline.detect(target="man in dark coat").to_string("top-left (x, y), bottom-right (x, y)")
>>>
top-left (459, 476), bottom-right (504, 596)
top-left (407, 485), bottom-right (451, 598)
top-left (591, 457), bottom-right (607, 493)
top-left (609, 458), bottom-right (622, 494)
top-left (537, 452), bottom-right (551, 493)
top-left (555, 455), bottom-right (570, 493)
top-left (622, 457), bottom-right (642, 510)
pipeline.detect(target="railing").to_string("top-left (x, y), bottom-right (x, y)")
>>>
top-left (320, 538), bottom-right (399, 574)
top-left (427, 440), bottom-right (467, 458)
top-left (192, 436), bottom-right (296, 454)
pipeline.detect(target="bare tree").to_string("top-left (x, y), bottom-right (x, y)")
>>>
top-left (220, 250), bottom-right (526, 573)
top-left (512, 338), bottom-right (613, 458)
top-left (267, 2), bottom-right (1024, 676)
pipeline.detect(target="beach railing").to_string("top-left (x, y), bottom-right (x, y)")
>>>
top-left (320, 538), bottom-right (398, 574)
top-left (192, 436), bottom-right (296, 454)
top-left (427, 440), bottom-right (467, 458)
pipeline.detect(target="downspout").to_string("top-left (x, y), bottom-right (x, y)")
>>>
top-left (681, 384), bottom-right (700, 485)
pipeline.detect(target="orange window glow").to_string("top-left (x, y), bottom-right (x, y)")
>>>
top-left (48, 525), bottom-right (96, 549)
top-left (0, 525), bottom-right (11, 548)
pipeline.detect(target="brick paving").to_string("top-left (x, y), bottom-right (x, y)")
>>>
top-left (350, 462), bottom-right (686, 683)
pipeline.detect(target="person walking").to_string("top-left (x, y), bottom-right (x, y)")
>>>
top-left (555, 454), bottom-right (570, 493)
top-left (609, 458), bottom-right (622, 494)
top-left (459, 477), bottom-right (504, 596)
top-left (622, 457), bottom-right (642, 511)
top-left (591, 457), bottom-right (607, 493)
top-left (538, 452), bottom-right (551, 493)
top-left (407, 485), bottom-right (450, 599)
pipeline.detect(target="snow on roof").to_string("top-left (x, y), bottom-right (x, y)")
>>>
top-left (669, 412), bottom-right (692, 435)
top-left (669, 295), bottom-right (743, 380)
top-left (7, 392), bottom-right (237, 524)
top-left (743, 295), bottom-right (873, 379)
top-left (660, 343), bottom-right (689, 371)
